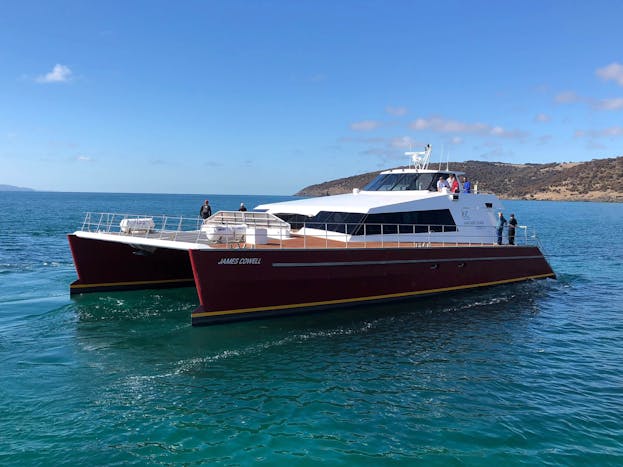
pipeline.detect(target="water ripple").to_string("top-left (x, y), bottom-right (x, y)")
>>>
top-left (2, 195), bottom-right (623, 465)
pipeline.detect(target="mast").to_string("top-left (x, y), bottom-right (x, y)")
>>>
top-left (405, 144), bottom-right (432, 170)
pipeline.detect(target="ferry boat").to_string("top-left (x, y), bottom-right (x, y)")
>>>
top-left (68, 145), bottom-right (555, 325)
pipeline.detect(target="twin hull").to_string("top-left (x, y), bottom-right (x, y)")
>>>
top-left (68, 234), bottom-right (555, 326)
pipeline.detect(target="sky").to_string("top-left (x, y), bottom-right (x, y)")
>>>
top-left (1, 0), bottom-right (623, 195)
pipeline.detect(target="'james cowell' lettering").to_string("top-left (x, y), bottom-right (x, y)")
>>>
top-left (217, 257), bottom-right (262, 265)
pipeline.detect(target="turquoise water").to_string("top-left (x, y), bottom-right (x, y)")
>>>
top-left (1, 192), bottom-right (622, 465)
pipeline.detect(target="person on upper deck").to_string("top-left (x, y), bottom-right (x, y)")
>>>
top-left (200, 200), bottom-right (212, 219)
top-left (449, 174), bottom-right (460, 193)
top-left (462, 176), bottom-right (471, 193)
top-left (239, 203), bottom-right (247, 212)
top-left (437, 176), bottom-right (450, 193)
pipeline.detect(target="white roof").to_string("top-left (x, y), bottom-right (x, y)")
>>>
top-left (381, 168), bottom-right (466, 176)
top-left (255, 190), bottom-right (475, 217)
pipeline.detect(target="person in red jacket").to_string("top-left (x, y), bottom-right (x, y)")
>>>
top-left (449, 174), bottom-right (460, 193)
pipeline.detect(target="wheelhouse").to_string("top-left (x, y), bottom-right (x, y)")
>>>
top-left (363, 170), bottom-right (466, 192)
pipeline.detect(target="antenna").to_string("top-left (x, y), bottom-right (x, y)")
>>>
top-left (404, 144), bottom-right (432, 170)
top-left (438, 143), bottom-right (443, 170)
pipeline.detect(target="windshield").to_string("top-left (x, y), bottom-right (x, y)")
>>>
top-left (363, 173), bottom-right (437, 191)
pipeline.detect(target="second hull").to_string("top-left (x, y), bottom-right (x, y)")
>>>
top-left (68, 234), bottom-right (195, 294)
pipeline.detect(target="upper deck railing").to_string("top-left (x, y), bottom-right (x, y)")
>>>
top-left (76, 211), bottom-right (540, 249)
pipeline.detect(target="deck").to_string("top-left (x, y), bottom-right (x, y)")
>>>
top-left (74, 211), bottom-right (536, 251)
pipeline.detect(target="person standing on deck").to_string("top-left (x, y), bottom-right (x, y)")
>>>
top-left (508, 213), bottom-right (518, 245)
top-left (200, 200), bottom-right (212, 219)
top-left (449, 174), bottom-right (460, 193)
top-left (462, 176), bottom-right (471, 193)
top-left (239, 203), bottom-right (247, 212)
top-left (496, 211), bottom-right (507, 245)
top-left (437, 176), bottom-right (450, 192)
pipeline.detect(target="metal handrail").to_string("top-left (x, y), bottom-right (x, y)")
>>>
top-left (75, 212), bottom-right (541, 249)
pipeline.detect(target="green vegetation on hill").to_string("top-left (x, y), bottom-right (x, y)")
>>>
top-left (296, 157), bottom-right (623, 202)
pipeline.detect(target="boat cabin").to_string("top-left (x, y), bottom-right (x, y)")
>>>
top-left (255, 145), bottom-right (499, 244)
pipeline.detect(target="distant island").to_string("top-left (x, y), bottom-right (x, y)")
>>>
top-left (296, 156), bottom-right (623, 202)
top-left (0, 184), bottom-right (35, 192)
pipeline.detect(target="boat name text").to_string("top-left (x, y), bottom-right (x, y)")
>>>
top-left (217, 257), bottom-right (262, 265)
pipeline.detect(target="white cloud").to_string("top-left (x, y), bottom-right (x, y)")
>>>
top-left (389, 136), bottom-right (424, 149)
top-left (309, 73), bottom-right (327, 82)
top-left (592, 97), bottom-right (623, 111)
top-left (587, 140), bottom-right (607, 150)
top-left (602, 127), bottom-right (623, 136)
top-left (350, 120), bottom-right (382, 131)
top-left (596, 62), bottom-right (623, 86)
top-left (410, 116), bottom-right (527, 139)
top-left (411, 117), bottom-right (487, 133)
top-left (477, 145), bottom-right (515, 160)
top-left (556, 91), bottom-right (623, 111)
top-left (338, 136), bottom-right (386, 144)
top-left (385, 106), bottom-right (408, 116)
top-left (555, 91), bottom-right (581, 104)
top-left (76, 155), bottom-right (92, 161)
top-left (36, 64), bottom-right (73, 83)
top-left (535, 113), bottom-right (551, 122)
top-left (575, 126), bottom-right (623, 138)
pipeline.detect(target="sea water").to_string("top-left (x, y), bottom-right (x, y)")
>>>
top-left (1, 192), bottom-right (622, 465)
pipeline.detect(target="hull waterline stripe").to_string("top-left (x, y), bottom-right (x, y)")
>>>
top-left (70, 277), bottom-right (195, 290)
top-left (192, 272), bottom-right (555, 319)
top-left (271, 255), bottom-right (545, 268)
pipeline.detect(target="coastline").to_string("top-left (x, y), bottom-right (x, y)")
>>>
top-left (295, 156), bottom-right (623, 203)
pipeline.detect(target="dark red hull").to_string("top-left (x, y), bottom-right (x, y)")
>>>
top-left (68, 234), bottom-right (554, 325)
top-left (189, 246), bottom-right (555, 325)
top-left (68, 234), bottom-right (194, 294)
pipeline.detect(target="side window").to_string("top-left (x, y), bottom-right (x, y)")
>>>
top-left (363, 209), bottom-right (457, 233)
top-left (415, 173), bottom-right (435, 191)
top-left (428, 174), bottom-right (442, 191)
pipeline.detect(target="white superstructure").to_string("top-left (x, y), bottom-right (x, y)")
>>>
top-left (73, 145), bottom-right (514, 249)
top-left (256, 145), bottom-right (503, 244)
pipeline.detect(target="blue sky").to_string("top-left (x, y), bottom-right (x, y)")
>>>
top-left (1, 1), bottom-right (622, 194)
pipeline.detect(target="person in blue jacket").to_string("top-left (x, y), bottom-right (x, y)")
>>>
top-left (496, 211), bottom-right (507, 245)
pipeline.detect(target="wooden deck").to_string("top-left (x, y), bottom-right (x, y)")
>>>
top-left (101, 229), bottom-right (358, 249)
top-left (91, 230), bottom-right (508, 250)
top-left (207, 234), bottom-right (497, 250)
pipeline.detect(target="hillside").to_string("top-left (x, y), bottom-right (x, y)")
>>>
top-left (0, 184), bottom-right (35, 192)
top-left (296, 157), bottom-right (623, 202)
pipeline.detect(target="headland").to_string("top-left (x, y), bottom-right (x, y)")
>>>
top-left (296, 157), bottom-right (623, 202)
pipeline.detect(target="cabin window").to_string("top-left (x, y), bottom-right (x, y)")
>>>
top-left (417, 173), bottom-right (437, 191)
top-left (365, 173), bottom-right (441, 191)
top-left (276, 209), bottom-right (456, 236)
top-left (276, 211), bottom-right (365, 234)
top-left (355, 209), bottom-right (457, 235)
top-left (275, 213), bottom-right (309, 229)
top-left (364, 172), bottom-right (464, 192)
top-left (363, 174), bottom-right (404, 191)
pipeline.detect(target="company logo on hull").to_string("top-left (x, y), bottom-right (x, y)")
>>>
top-left (217, 257), bottom-right (262, 265)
